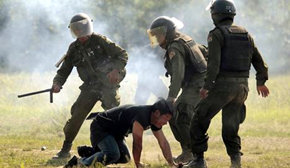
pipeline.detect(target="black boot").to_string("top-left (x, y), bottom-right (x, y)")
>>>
top-left (64, 155), bottom-right (79, 168)
top-left (183, 153), bottom-right (207, 168)
top-left (52, 141), bottom-right (72, 159)
top-left (173, 148), bottom-right (194, 165)
top-left (230, 153), bottom-right (241, 168)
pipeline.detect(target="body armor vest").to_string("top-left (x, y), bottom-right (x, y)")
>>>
top-left (165, 34), bottom-right (207, 84)
top-left (218, 25), bottom-right (253, 72)
top-left (167, 34), bottom-right (207, 74)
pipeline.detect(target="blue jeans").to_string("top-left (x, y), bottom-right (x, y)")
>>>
top-left (80, 135), bottom-right (130, 166)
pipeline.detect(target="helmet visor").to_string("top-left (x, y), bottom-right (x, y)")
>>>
top-left (147, 26), bottom-right (167, 48)
top-left (69, 18), bottom-right (93, 39)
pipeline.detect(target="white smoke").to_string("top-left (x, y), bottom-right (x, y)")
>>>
top-left (0, 0), bottom-right (289, 106)
top-left (0, 0), bottom-right (107, 72)
top-left (160, 0), bottom-right (290, 74)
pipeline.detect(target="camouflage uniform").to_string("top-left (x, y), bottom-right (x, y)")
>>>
top-left (189, 20), bottom-right (268, 157)
top-left (164, 32), bottom-right (207, 155)
top-left (53, 33), bottom-right (128, 147)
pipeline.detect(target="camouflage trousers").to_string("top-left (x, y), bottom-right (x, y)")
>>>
top-left (63, 85), bottom-right (120, 143)
top-left (169, 76), bottom-right (204, 151)
top-left (190, 79), bottom-right (248, 156)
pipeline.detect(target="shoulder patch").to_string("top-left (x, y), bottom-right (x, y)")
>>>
top-left (169, 51), bottom-right (176, 60)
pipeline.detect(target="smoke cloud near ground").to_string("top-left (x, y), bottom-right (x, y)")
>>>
top-left (0, 0), bottom-right (289, 104)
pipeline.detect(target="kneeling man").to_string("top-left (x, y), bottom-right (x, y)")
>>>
top-left (80, 99), bottom-right (177, 168)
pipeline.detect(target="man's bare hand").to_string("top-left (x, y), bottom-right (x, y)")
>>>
top-left (52, 84), bottom-right (61, 93)
top-left (257, 85), bottom-right (269, 97)
top-left (107, 69), bottom-right (120, 84)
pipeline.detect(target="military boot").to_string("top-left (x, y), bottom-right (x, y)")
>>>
top-left (173, 148), bottom-right (194, 164)
top-left (182, 153), bottom-right (207, 168)
top-left (52, 141), bottom-right (72, 159)
top-left (230, 153), bottom-right (241, 168)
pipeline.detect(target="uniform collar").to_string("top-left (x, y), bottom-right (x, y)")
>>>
top-left (216, 20), bottom-right (233, 27)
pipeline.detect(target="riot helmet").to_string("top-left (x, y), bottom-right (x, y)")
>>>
top-left (68, 13), bottom-right (93, 39)
top-left (147, 16), bottom-right (184, 47)
top-left (206, 0), bottom-right (236, 25)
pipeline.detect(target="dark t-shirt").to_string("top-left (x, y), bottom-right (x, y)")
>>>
top-left (90, 105), bottom-right (161, 144)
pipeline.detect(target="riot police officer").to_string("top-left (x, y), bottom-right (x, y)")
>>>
top-left (147, 16), bottom-right (208, 164)
top-left (185, 0), bottom-right (269, 168)
top-left (52, 13), bottom-right (128, 159)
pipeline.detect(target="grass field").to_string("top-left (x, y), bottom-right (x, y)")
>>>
top-left (0, 72), bottom-right (290, 168)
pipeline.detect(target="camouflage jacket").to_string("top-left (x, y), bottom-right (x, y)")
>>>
top-left (53, 33), bottom-right (128, 88)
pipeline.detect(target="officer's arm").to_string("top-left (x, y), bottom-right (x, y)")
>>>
top-left (198, 44), bottom-right (209, 61)
top-left (132, 121), bottom-right (144, 167)
top-left (53, 51), bottom-right (74, 86)
top-left (101, 36), bottom-right (128, 70)
top-left (203, 32), bottom-right (221, 90)
top-left (250, 36), bottom-right (268, 86)
top-left (168, 48), bottom-right (185, 99)
top-left (152, 130), bottom-right (174, 166)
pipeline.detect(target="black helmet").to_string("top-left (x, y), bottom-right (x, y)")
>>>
top-left (68, 13), bottom-right (93, 39)
top-left (147, 16), bottom-right (183, 47)
top-left (149, 16), bottom-right (176, 34)
top-left (207, 0), bottom-right (236, 15)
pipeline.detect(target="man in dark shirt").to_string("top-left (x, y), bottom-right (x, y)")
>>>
top-left (77, 99), bottom-right (178, 168)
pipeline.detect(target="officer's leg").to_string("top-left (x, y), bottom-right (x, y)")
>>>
top-left (172, 103), bottom-right (195, 164)
top-left (186, 90), bottom-right (233, 168)
top-left (169, 103), bottom-right (182, 144)
top-left (222, 102), bottom-right (244, 168)
top-left (172, 84), bottom-right (202, 164)
top-left (222, 85), bottom-right (248, 168)
top-left (64, 89), bottom-right (100, 143)
top-left (100, 87), bottom-right (120, 110)
top-left (190, 89), bottom-right (234, 155)
top-left (221, 103), bottom-right (243, 156)
top-left (222, 84), bottom-right (248, 156)
top-left (169, 94), bottom-right (190, 146)
top-left (54, 89), bottom-right (100, 159)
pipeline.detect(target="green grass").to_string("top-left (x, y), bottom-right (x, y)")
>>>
top-left (0, 72), bottom-right (290, 168)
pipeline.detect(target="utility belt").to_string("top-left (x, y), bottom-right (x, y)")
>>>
top-left (86, 80), bottom-right (102, 86)
top-left (216, 77), bottom-right (248, 83)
